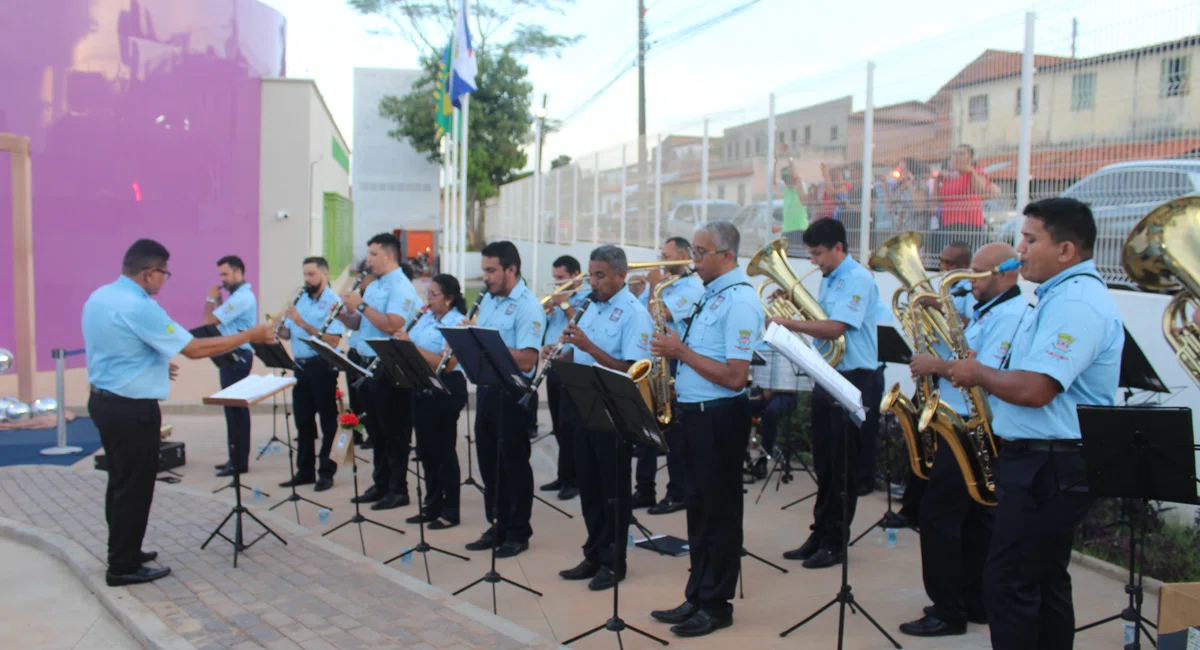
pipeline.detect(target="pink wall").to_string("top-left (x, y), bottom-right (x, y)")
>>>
top-left (0, 0), bottom-right (286, 369)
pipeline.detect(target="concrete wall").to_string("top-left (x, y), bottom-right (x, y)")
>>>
top-left (0, 0), bottom-right (285, 368)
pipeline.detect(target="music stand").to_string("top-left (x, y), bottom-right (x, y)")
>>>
top-left (321, 430), bottom-right (407, 555)
top-left (201, 376), bottom-right (295, 568)
top-left (1118, 326), bottom-right (1170, 400)
top-left (554, 361), bottom-right (669, 649)
top-left (443, 327), bottom-right (544, 615)
top-left (307, 338), bottom-right (374, 381)
top-left (1074, 405), bottom-right (1198, 649)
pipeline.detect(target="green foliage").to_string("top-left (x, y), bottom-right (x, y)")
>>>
top-left (550, 154), bottom-right (571, 169)
top-left (1075, 499), bottom-right (1200, 583)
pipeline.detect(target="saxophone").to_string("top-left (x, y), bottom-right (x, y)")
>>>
top-left (647, 270), bottom-right (692, 426)
top-left (882, 285), bottom-right (939, 478)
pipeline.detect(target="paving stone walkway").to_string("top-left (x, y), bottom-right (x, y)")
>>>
top-left (0, 465), bottom-right (563, 650)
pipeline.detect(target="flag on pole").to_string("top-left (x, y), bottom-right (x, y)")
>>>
top-left (434, 43), bottom-right (454, 139)
top-left (449, 0), bottom-right (477, 109)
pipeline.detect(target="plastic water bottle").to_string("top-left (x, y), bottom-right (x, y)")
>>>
top-left (318, 508), bottom-right (331, 527)
top-left (257, 443), bottom-right (268, 455)
top-left (252, 487), bottom-right (263, 501)
top-left (627, 532), bottom-right (634, 550)
top-left (1123, 622), bottom-right (1136, 645)
top-left (885, 528), bottom-right (898, 549)
top-left (401, 550), bottom-right (413, 567)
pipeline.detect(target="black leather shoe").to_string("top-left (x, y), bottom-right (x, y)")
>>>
top-left (428, 518), bottom-right (459, 530)
top-left (882, 511), bottom-right (914, 529)
top-left (138, 550), bottom-right (158, 563)
top-left (371, 493), bottom-right (410, 510)
top-left (214, 462), bottom-right (230, 470)
top-left (106, 566), bottom-right (171, 587)
top-left (215, 466), bottom-right (248, 477)
top-left (899, 615), bottom-right (967, 637)
top-left (923, 606), bottom-right (987, 625)
top-left (670, 610), bottom-right (732, 638)
top-left (314, 478), bottom-right (333, 492)
top-left (351, 485), bottom-right (386, 504)
top-left (651, 601), bottom-right (698, 624)
top-left (783, 535), bottom-right (820, 561)
top-left (494, 540), bottom-right (529, 559)
top-left (465, 530), bottom-right (499, 551)
top-left (588, 566), bottom-right (624, 591)
top-left (406, 512), bottom-right (437, 524)
top-left (540, 479), bottom-right (563, 492)
top-left (279, 475), bottom-right (316, 488)
top-left (802, 548), bottom-right (844, 569)
top-left (632, 492), bottom-right (656, 509)
top-left (647, 498), bottom-right (685, 515)
top-left (559, 559), bottom-right (599, 580)
top-left (557, 486), bottom-right (579, 500)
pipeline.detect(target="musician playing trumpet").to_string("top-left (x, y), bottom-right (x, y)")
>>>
top-left (898, 243), bottom-right (1026, 638)
top-left (540, 256), bottom-right (590, 501)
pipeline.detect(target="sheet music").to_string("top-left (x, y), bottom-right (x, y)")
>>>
top-left (208, 374), bottom-right (297, 403)
top-left (763, 323), bottom-right (866, 426)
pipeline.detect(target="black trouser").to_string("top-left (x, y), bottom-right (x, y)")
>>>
top-left (919, 441), bottom-right (994, 624)
top-left (679, 396), bottom-right (751, 618)
top-left (900, 470), bottom-right (928, 522)
top-left (89, 391), bottom-right (161, 575)
top-left (546, 371), bottom-right (576, 487)
top-left (661, 422), bottom-right (686, 503)
top-left (364, 371), bottom-right (413, 495)
top-left (634, 444), bottom-right (657, 498)
top-left (857, 366), bottom-right (886, 484)
top-left (475, 385), bottom-right (534, 544)
top-left (414, 372), bottom-right (467, 521)
top-left (810, 368), bottom-right (875, 551)
top-left (983, 446), bottom-right (1093, 650)
top-left (292, 359), bottom-right (339, 480)
top-left (219, 349), bottom-right (253, 470)
top-left (565, 397), bottom-right (633, 571)
top-left (346, 349), bottom-right (376, 445)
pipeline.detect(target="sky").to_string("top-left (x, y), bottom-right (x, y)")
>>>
top-left (260, 0), bottom-right (1199, 171)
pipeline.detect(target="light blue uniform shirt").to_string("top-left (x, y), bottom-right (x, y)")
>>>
top-left (640, 273), bottom-right (705, 333)
top-left (214, 283), bottom-right (257, 352)
top-left (676, 268), bottom-right (763, 403)
top-left (285, 287), bottom-right (344, 360)
top-left (354, 268), bottom-right (422, 358)
top-left (82, 276), bottom-right (195, 400)
top-left (817, 256), bottom-right (879, 372)
top-left (411, 308), bottom-right (466, 355)
top-left (934, 287), bottom-right (1028, 416)
top-left (476, 278), bottom-right (547, 377)
top-left (572, 285), bottom-right (653, 368)
top-left (992, 260), bottom-right (1123, 441)
top-left (545, 285), bottom-right (592, 345)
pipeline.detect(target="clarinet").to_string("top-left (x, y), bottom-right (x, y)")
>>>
top-left (434, 291), bottom-right (487, 377)
top-left (519, 297), bottom-right (592, 408)
top-left (318, 267), bottom-right (370, 335)
top-left (273, 287), bottom-right (307, 336)
top-left (406, 305), bottom-right (430, 333)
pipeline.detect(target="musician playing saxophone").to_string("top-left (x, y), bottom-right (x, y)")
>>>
top-left (555, 245), bottom-right (653, 592)
top-left (946, 198), bottom-right (1123, 650)
top-left (898, 242), bottom-right (1026, 639)
top-left (768, 218), bottom-right (880, 570)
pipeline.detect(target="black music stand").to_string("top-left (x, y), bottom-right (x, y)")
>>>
top-left (1074, 405), bottom-right (1198, 650)
top-left (201, 441), bottom-right (288, 568)
top-left (189, 325), bottom-right (241, 368)
top-left (554, 361), bottom-right (669, 649)
top-left (1118, 326), bottom-right (1170, 401)
top-left (308, 338), bottom-right (374, 381)
top-left (321, 430), bottom-right (407, 555)
top-left (444, 327), bottom-right (544, 615)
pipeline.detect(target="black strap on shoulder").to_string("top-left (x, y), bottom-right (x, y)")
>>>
top-left (998, 272), bottom-right (1104, 370)
top-left (681, 282), bottom-right (752, 344)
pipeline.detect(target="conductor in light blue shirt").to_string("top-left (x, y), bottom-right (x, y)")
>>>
top-left (202, 255), bottom-right (258, 477)
top-left (83, 239), bottom-right (274, 587)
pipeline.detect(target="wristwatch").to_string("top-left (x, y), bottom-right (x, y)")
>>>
top-left (356, 303), bottom-right (367, 314)
top-left (206, 297), bottom-right (218, 305)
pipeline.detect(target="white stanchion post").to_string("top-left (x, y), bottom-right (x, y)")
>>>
top-left (41, 348), bottom-right (81, 456)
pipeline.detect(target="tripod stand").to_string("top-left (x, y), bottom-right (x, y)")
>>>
top-left (385, 450), bottom-right (469, 584)
top-left (1073, 498), bottom-right (1158, 647)
top-left (756, 394), bottom-right (818, 508)
top-left (263, 366), bottom-right (332, 523)
top-left (740, 487), bottom-right (789, 599)
top-left (322, 436), bottom-right (406, 555)
top-left (851, 413), bottom-right (905, 547)
top-left (257, 389), bottom-right (295, 460)
top-left (202, 443), bottom-right (287, 568)
top-left (461, 395), bottom-right (484, 494)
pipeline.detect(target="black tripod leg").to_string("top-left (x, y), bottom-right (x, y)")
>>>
top-left (621, 623), bottom-right (668, 646)
top-left (561, 624), bottom-right (608, 646)
top-left (849, 516), bottom-right (882, 547)
top-left (844, 594), bottom-right (902, 648)
top-left (781, 596), bottom-right (839, 636)
top-left (534, 494), bottom-right (574, 518)
top-left (201, 509), bottom-right (237, 550)
top-left (498, 575), bottom-right (544, 597)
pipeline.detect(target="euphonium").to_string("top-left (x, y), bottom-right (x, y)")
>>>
top-left (748, 238), bottom-right (845, 366)
top-left (1123, 196), bottom-right (1200, 389)
top-left (648, 269), bottom-right (693, 425)
top-left (868, 232), bottom-right (955, 347)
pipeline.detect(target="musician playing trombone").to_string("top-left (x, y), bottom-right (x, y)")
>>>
top-left (277, 256), bottom-right (344, 492)
top-left (767, 218), bottom-right (880, 570)
top-left (897, 242), bottom-right (1025, 639)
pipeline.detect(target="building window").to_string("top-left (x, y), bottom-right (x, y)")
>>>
top-left (830, 125), bottom-right (838, 141)
top-left (804, 125), bottom-right (811, 144)
top-left (1071, 72), bottom-right (1096, 111)
top-left (744, 140), bottom-right (750, 157)
top-left (778, 131), bottom-right (785, 144)
top-left (737, 183), bottom-right (746, 205)
top-left (717, 185), bottom-right (726, 200)
top-left (791, 128), bottom-right (797, 144)
top-left (1162, 56), bottom-right (1191, 97)
top-left (1015, 85), bottom-right (1039, 115)
top-left (969, 94), bottom-right (989, 122)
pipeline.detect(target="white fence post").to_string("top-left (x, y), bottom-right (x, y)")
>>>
top-left (620, 145), bottom-right (628, 248)
top-left (593, 152), bottom-right (600, 243)
top-left (766, 94), bottom-right (775, 224)
top-left (701, 118), bottom-right (709, 222)
top-left (573, 164), bottom-right (580, 244)
top-left (1016, 10), bottom-right (1037, 247)
top-left (859, 61), bottom-right (875, 265)
top-left (654, 135), bottom-right (664, 245)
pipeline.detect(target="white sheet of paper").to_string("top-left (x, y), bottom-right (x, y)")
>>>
top-left (763, 322), bottom-right (867, 425)
top-left (208, 374), bottom-right (297, 404)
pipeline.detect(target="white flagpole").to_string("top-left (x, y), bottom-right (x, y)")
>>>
top-left (458, 94), bottom-right (470, 285)
top-left (448, 110), bottom-right (459, 278)
top-left (442, 135), bottom-right (452, 274)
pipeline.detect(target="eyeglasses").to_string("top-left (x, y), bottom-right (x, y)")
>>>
top-left (692, 248), bottom-right (729, 261)
top-left (427, 290), bottom-right (444, 299)
top-left (145, 267), bottom-right (171, 279)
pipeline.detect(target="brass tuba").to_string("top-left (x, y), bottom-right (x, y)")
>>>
top-left (749, 238), bottom-right (845, 366)
top-left (1123, 196), bottom-right (1200, 388)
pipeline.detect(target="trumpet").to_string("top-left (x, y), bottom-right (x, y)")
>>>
top-left (434, 290), bottom-right (487, 376)
top-left (540, 274), bottom-right (586, 313)
top-left (520, 296), bottom-right (593, 408)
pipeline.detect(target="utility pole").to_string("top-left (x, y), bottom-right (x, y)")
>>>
top-left (637, 0), bottom-right (649, 242)
top-left (536, 94), bottom-right (548, 173)
top-left (1071, 18), bottom-right (1078, 59)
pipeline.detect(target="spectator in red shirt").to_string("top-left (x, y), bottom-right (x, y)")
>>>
top-left (933, 144), bottom-right (1001, 252)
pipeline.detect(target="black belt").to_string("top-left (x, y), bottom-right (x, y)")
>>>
top-left (89, 385), bottom-right (153, 402)
top-left (1004, 439), bottom-right (1082, 454)
top-left (676, 395), bottom-right (744, 413)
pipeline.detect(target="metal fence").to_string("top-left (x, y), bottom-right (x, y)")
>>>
top-left (490, 0), bottom-right (1200, 285)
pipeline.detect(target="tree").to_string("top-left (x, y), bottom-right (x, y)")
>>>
top-left (349, 0), bottom-right (582, 246)
top-left (550, 154), bottom-right (571, 170)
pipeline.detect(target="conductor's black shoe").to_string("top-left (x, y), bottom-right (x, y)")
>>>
top-left (279, 475), bottom-right (315, 488)
top-left (351, 485), bottom-right (386, 504)
top-left (405, 512), bottom-right (437, 525)
top-left (465, 530), bottom-right (499, 551)
top-left (882, 511), bottom-right (912, 529)
top-left (923, 606), bottom-right (988, 625)
top-left (559, 559), bottom-right (599, 580)
top-left (647, 498), bottom-right (685, 515)
top-left (494, 541), bottom-right (529, 559)
top-left (557, 486), bottom-right (579, 500)
top-left (214, 462), bottom-right (230, 470)
top-left (215, 466), bottom-right (247, 478)
top-left (138, 550), bottom-right (158, 563)
top-left (670, 611), bottom-right (732, 638)
top-left (371, 493), bottom-right (410, 510)
top-left (587, 566), bottom-right (624, 591)
top-left (782, 535), bottom-right (820, 561)
top-left (106, 566), bottom-right (171, 587)
top-left (540, 479), bottom-right (563, 492)
top-left (314, 478), bottom-right (333, 492)
top-left (802, 548), bottom-right (843, 569)
top-left (899, 615), bottom-right (967, 637)
top-left (632, 492), bottom-right (656, 509)
top-left (651, 601), bottom-right (698, 624)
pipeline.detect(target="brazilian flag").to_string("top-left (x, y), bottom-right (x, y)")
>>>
top-left (434, 43), bottom-right (454, 140)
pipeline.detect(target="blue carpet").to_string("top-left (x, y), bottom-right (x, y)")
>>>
top-left (0, 418), bottom-right (102, 467)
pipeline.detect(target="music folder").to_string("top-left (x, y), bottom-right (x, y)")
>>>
top-left (189, 325), bottom-right (241, 368)
top-left (764, 323), bottom-right (865, 425)
top-left (203, 374), bottom-right (297, 407)
top-left (253, 342), bottom-right (298, 372)
top-left (306, 338), bottom-right (373, 379)
top-left (366, 338), bottom-right (445, 392)
top-left (441, 327), bottom-right (530, 393)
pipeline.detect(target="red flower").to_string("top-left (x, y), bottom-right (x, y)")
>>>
top-left (335, 388), bottom-right (344, 399)
top-left (338, 413), bottom-right (360, 428)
